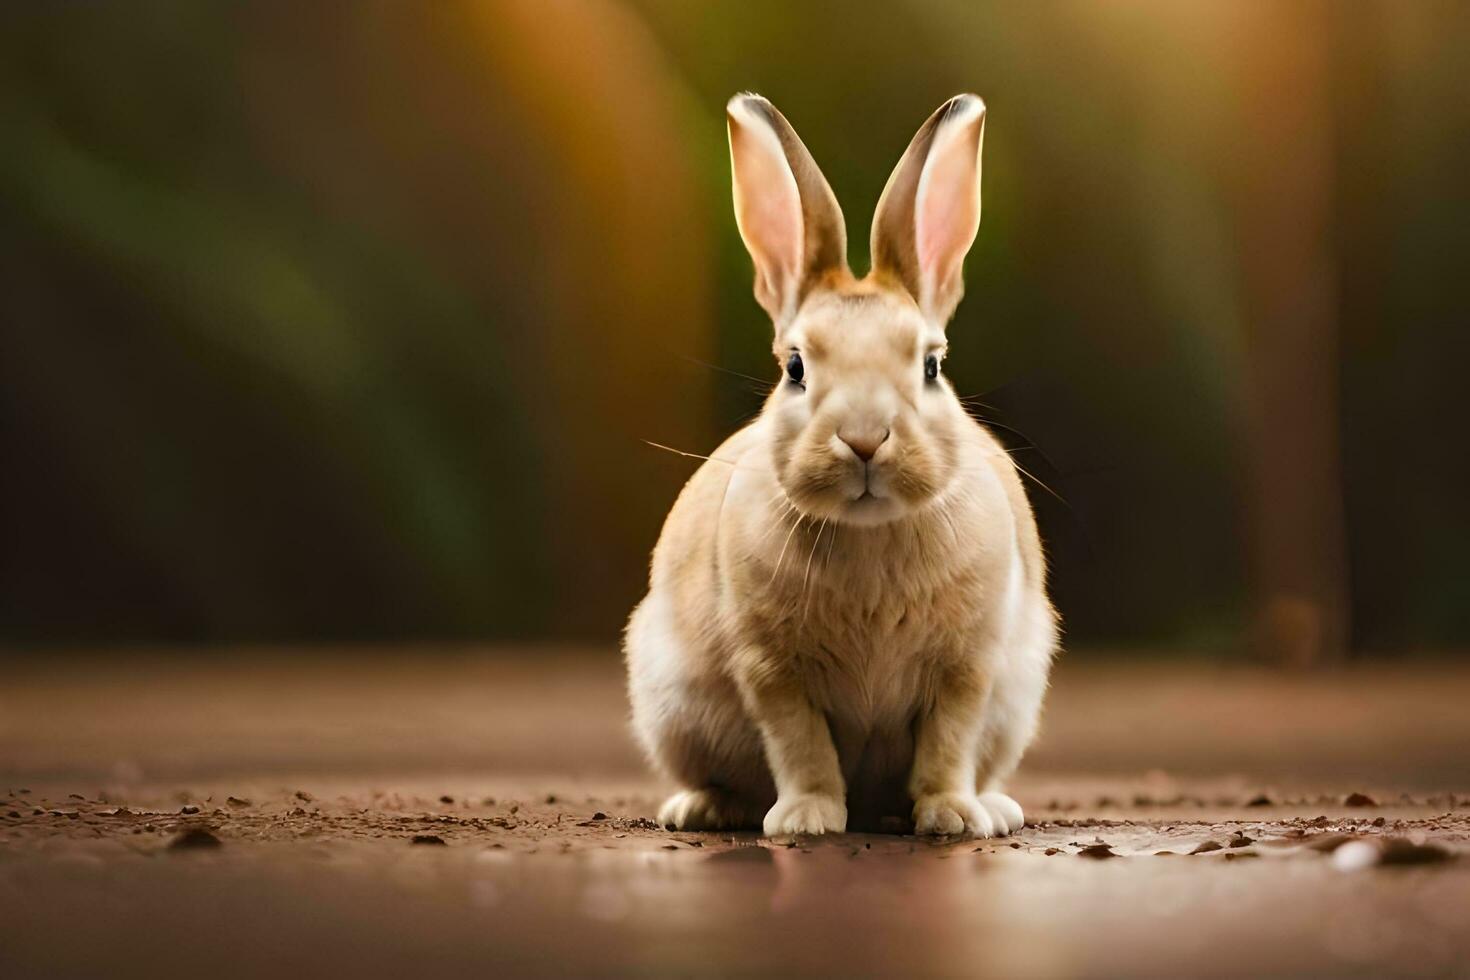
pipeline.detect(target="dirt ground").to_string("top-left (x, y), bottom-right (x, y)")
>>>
top-left (2, 650), bottom-right (1468, 978)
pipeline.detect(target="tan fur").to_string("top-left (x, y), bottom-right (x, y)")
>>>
top-left (625, 95), bottom-right (1057, 837)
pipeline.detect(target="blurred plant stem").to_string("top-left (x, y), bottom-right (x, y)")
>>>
top-left (1228, 1), bottom-right (1349, 664)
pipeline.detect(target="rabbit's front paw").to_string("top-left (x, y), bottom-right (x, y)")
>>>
top-left (977, 792), bottom-right (1024, 836)
top-left (913, 792), bottom-right (995, 837)
top-left (763, 793), bottom-right (847, 836)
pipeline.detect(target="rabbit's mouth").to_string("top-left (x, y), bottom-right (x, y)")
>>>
top-left (854, 463), bottom-right (894, 505)
top-left (847, 465), bottom-right (887, 506)
top-left (777, 424), bottom-right (948, 526)
top-left (840, 486), bottom-right (905, 526)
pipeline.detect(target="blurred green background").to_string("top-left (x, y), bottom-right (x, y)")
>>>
top-left (2, 1), bottom-right (1466, 657)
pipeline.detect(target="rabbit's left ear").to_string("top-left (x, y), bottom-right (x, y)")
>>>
top-left (727, 94), bottom-right (848, 326)
top-left (870, 95), bottom-right (985, 325)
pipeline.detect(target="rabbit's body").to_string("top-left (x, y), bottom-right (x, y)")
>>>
top-left (626, 94), bottom-right (1057, 837)
top-left (627, 381), bottom-right (1054, 831)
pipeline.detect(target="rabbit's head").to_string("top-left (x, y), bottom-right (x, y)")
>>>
top-left (727, 93), bottom-right (987, 526)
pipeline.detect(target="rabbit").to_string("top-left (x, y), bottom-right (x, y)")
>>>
top-left (625, 93), bottom-right (1058, 837)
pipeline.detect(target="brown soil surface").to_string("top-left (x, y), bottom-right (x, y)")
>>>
top-left (2, 651), bottom-right (1468, 978)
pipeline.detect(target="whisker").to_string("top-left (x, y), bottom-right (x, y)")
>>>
top-left (801, 517), bottom-right (827, 624)
top-left (960, 408), bottom-right (1076, 487)
top-left (759, 498), bottom-right (799, 549)
top-left (641, 439), bottom-right (728, 464)
top-left (770, 512), bottom-right (806, 585)
top-left (949, 454), bottom-right (1070, 509)
top-left (962, 409), bottom-right (1041, 447)
top-left (678, 354), bottom-right (775, 390)
top-left (1007, 456), bottom-right (1068, 505)
top-left (642, 439), bottom-right (765, 476)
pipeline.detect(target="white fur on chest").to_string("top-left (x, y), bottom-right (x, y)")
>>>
top-left (709, 436), bottom-right (1027, 730)
top-left (749, 512), bottom-right (1021, 730)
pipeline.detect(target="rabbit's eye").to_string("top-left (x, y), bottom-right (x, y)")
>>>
top-left (786, 352), bottom-right (805, 385)
top-left (924, 353), bottom-right (940, 382)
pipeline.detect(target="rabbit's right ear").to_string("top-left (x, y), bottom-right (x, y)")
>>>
top-left (870, 95), bottom-right (986, 325)
top-left (727, 94), bottom-right (848, 326)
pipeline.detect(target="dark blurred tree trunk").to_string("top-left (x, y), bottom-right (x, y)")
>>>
top-left (1227, 1), bottom-right (1349, 665)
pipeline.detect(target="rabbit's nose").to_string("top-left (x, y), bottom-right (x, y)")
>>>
top-left (839, 427), bottom-right (890, 462)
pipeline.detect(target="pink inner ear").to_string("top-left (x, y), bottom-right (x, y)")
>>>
top-left (915, 119), bottom-right (982, 305)
top-left (730, 122), bottom-right (803, 305)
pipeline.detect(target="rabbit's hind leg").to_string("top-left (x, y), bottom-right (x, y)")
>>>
top-left (626, 599), bottom-right (773, 831)
top-left (973, 602), bottom-right (1057, 836)
top-left (657, 786), bottom-right (765, 832)
top-left (644, 696), bottom-right (772, 830)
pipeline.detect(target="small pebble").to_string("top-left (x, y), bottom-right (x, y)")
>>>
top-left (1333, 840), bottom-right (1379, 872)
